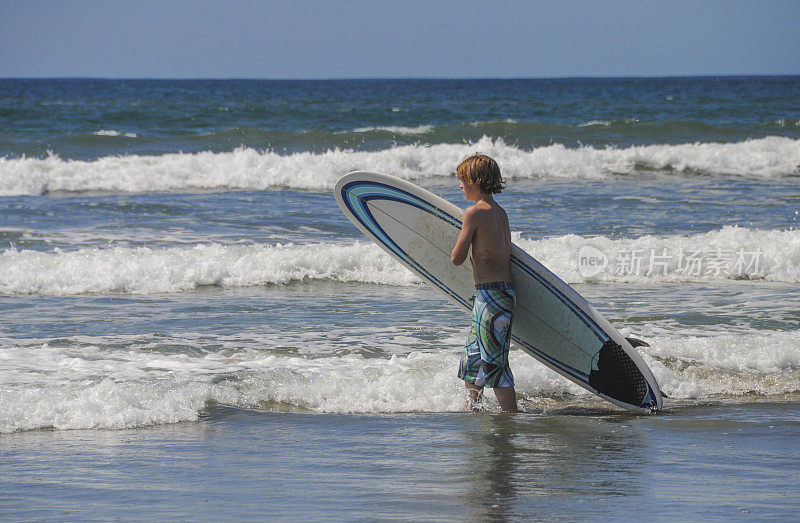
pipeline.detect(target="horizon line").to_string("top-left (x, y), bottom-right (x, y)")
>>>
top-left (2, 73), bottom-right (799, 82)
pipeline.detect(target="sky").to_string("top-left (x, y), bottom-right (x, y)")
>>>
top-left (2, 0), bottom-right (799, 79)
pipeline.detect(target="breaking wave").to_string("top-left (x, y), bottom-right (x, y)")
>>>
top-left (1, 136), bottom-right (798, 196)
top-left (0, 328), bottom-right (797, 432)
top-left (2, 226), bottom-right (798, 295)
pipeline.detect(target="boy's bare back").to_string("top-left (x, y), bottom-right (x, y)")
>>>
top-left (463, 199), bottom-right (512, 285)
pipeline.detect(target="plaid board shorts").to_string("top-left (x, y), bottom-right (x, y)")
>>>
top-left (458, 281), bottom-right (515, 388)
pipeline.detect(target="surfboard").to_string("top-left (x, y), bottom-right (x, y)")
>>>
top-left (334, 171), bottom-right (663, 412)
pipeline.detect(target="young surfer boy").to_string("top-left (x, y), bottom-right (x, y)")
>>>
top-left (451, 154), bottom-right (518, 413)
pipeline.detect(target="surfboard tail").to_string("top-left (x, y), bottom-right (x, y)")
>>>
top-left (588, 340), bottom-right (652, 409)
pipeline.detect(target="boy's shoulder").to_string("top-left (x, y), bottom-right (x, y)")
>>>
top-left (463, 203), bottom-right (488, 220)
top-left (464, 201), bottom-right (507, 227)
top-left (466, 200), bottom-right (507, 215)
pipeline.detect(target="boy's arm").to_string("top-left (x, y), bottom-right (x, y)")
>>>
top-left (451, 207), bottom-right (478, 265)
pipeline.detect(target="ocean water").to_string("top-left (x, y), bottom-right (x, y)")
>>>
top-left (1, 77), bottom-right (799, 519)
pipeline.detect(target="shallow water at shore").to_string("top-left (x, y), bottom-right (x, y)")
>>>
top-left (2, 403), bottom-right (798, 520)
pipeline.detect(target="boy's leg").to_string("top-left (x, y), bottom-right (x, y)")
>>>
top-left (464, 382), bottom-right (483, 410)
top-left (459, 305), bottom-right (481, 411)
top-left (493, 386), bottom-right (518, 413)
top-left (472, 286), bottom-right (517, 412)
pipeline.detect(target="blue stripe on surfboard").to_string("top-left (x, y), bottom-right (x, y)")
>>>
top-left (511, 255), bottom-right (609, 343)
top-left (512, 336), bottom-right (590, 383)
top-left (341, 181), bottom-right (471, 308)
top-left (344, 181), bottom-right (462, 227)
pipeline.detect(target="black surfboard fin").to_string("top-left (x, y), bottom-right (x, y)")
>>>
top-left (588, 340), bottom-right (649, 408)
top-left (624, 337), bottom-right (667, 399)
top-left (625, 337), bottom-right (650, 348)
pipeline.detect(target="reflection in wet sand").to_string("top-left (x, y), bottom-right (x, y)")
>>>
top-left (460, 412), bottom-right (645, 519)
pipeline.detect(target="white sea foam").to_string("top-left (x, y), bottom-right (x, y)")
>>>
top-left (1, 227), bottom-right (798, 295)
top-left (350, 125), bottom-right (434, 134)
top-left (0, 241), bottom-right (417, 295)
top-left (468, 119), bottom-right (518, 126)
top-left (2, 136), bottom-right (797, 196)
top-left (518, 226), bottom-right (800, 284)
top-left (0, 334), bottom-right (469, 432)
top-left (93, 129), bottom-right (137, 138)
top-left (644, 331), bottom-right (800, 399)
top-left (0, 327), bottom-right (797, 432)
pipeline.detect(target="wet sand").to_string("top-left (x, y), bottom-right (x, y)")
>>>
top-left (2, 401), bottom-right (798, 520)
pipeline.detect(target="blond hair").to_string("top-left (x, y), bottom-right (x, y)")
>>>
top-left (456, 154), bottom-right (505, 194)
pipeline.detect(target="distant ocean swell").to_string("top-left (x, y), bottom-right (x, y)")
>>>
top-left (1, 136), bottom-right (798, 195)
top-left (6, 117), bottom-right (800, 153)
top-left (2, 227), bottom-right (798, 295)
top-left (1, 329), bottom-right (797, 432)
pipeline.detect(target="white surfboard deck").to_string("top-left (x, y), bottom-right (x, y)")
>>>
top-left (335, 171), bottom-right (662, 412)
